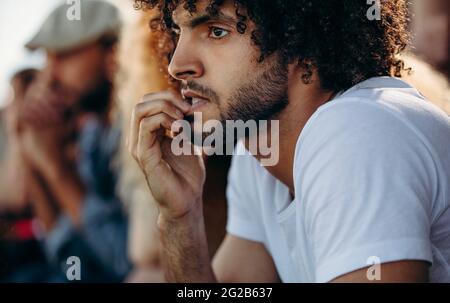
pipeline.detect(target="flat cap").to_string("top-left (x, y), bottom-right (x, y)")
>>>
top-left (26, 0), bottom-right (121, 53)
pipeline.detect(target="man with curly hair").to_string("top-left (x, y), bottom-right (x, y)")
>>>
top-left (129, 0), bottom-right (450, 282)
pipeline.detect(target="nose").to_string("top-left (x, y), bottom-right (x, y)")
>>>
top-left (168, 35), bottom-right (204, 81)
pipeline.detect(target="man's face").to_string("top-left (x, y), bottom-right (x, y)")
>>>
top-left (168, 0), bottom-right (289, 124)
top-left (44, 43), bottom-right (111, 107)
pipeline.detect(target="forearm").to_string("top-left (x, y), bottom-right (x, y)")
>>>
top-left (0, 156), bottom-right (27, 211)
top-left (157, 206), bottom-right (217, 283)
top-left (26, 170), bottom-right (58, 232)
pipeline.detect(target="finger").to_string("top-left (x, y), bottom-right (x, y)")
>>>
top-left (129, 99), bottom-right (184, 156)
top-left (134, 113), bottom-right (176, 164)
top-left (138, 99), bottom-right (185, 121)
top-left (141, 91), bottom-right (191, 113)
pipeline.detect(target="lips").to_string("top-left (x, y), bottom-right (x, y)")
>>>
top-left (190, 99), bottom-right (209, 112)
top-left (182, 90), bottom-right (210, 114)
top-left (182, 90), bottom-right (208, 103)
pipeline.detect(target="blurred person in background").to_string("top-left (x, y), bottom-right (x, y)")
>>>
top-left (15, 0), bottom-right (131, 282)
top-left (0, 68), bottom-right (51, 282)
top-left (0, 69), bottom-right (37, 214)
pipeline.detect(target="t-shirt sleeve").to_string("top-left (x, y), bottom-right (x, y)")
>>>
top-left (297, 101), bottom-right (438, 282)
top-left (226, 142), bottom-right (265, 243)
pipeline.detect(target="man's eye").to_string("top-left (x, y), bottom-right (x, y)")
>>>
top-left (209, 27), bottom-right (230, 39)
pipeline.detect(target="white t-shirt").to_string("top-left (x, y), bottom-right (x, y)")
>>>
top-left (226, 77), bottom-right (450, 283)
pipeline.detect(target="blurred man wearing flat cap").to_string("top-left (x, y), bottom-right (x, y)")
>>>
top-left (16, 0), bottom-right (130, 282)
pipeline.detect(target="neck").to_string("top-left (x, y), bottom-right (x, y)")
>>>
top-left (246, 74), bottom-right (337, 197)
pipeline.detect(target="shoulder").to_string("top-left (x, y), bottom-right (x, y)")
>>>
top-left (294, 94), bottom-right (443, 208)
top-left (296, 92), bottom-right (447, 162)
top-left (296, 97), bottom-right (422, 162)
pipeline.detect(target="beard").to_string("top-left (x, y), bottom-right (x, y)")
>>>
top-left (222, 58), bottom-right (289, 122)
top-left (77, 79), bottom-right (112, 115)
top-left (185, 57), bottom-right (289, 148)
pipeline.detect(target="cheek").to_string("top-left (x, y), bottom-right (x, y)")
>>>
top-left (61, 59), bottom-right (103, 91)
top-left (203, 45), bottom-right (257, 100)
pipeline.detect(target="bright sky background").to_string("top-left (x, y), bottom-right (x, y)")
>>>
top-left (0, 0), bottom-right (133, 108)
top-left (0, 0), bottom-right (59, 107)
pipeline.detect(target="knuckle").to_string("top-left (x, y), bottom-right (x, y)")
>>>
top-left (160, 100), bottom-right (174, 112)
top-left (139, 117), bottom-right (150, 130)
top-left (141, 92), bottom-right (157, 102)
top-left (134, 102), bottom-right (146, 116)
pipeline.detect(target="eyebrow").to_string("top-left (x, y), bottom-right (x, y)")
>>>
top-left (174, 11), bottom-right (237, 29)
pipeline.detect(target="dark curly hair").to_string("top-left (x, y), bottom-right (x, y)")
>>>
top-left (134, 0), bottom-right (410, 92)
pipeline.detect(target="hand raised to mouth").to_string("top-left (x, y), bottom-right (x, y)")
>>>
top-left (128, 90), bottom-right (206, 220)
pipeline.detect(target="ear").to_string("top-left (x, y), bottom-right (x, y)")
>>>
top-left (288, 58), bottom-right (317, 85)
top-left (295, 58), bottom-right (316, 85)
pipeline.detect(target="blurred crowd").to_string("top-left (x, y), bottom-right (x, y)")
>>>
top-left (0, 0), bottom-right (449, 282)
